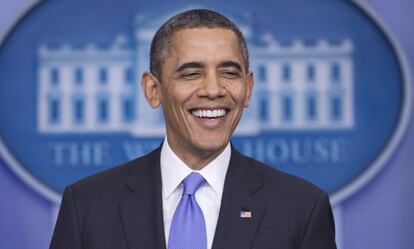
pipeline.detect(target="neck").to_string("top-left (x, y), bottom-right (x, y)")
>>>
top-left (166, 138), bottom-right (228, 171)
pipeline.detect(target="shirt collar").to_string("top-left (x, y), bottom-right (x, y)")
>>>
top-left (160, 137), bottom-right (231, 200)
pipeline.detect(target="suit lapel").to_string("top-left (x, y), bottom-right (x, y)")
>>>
top-left (119, 147), bottom-right (167, 249)
top-left (212, 148), bottom-right (265, 249)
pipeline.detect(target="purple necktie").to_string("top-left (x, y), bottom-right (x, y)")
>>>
top-left (168, 172), bottom-right (207, 249)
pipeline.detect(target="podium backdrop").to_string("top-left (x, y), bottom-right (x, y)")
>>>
top-left (0, 0), bottom-right (413, 248)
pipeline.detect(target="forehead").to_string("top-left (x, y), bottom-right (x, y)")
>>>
top-left (168, 28), bottom-right (244, 65)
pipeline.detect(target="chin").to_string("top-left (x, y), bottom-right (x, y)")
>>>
top-left (193, 138), bottom-right (229, 154)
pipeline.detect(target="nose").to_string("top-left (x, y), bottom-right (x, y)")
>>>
top-left (199, 71), bottom-right (226, 99)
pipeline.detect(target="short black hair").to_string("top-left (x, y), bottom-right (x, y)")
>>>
top-left (150, 9), bottom-right (249, 79)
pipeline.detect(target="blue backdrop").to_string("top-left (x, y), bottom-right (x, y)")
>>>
top-left (0, 0), bottom-right (413, 249)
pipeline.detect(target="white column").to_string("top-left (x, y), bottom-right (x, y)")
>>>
top-left (60, 65), bottom-right (73, 131)
top-left (38, 66), bottom-right (49, 132)
top-left (341, 59), bottom-right (354, 129)
top-left (85, 64), bottom-right (97, 130)
top-left (109, 65), bottom-right (122, 130)
top-left (317, 61), bottom-right (330, 127)
top-left (293, 62), bottom-right (306, 128)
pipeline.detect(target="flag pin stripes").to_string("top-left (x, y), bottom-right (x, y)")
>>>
top-left (240, 210), bottom-right (252, 218)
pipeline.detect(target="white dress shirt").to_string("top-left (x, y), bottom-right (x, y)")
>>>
top-left (160, 138), bottom-right (231, 249)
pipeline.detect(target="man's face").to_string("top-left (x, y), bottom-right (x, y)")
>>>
top-left (145, 28), bottom-right (253, 165)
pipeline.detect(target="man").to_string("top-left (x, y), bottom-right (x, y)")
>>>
top-left (50, 9), bottom-right (336, 249)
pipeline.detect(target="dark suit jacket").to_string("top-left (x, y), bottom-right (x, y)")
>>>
top-left (50, 146), bottom-right (336, 249)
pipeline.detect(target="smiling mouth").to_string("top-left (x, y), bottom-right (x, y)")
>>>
top-left (190, 108), bottom-right (229, 119)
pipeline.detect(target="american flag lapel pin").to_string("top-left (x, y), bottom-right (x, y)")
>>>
top-left (240, 209), bottom-right (252, 218)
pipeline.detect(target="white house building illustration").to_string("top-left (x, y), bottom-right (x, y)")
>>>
top-left (37, 7), bottom-right (354, 136)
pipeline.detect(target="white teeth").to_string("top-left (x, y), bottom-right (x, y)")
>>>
top-left (192, 109), bottom-right (226, 118)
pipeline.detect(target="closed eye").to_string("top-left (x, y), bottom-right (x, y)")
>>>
top-left (181, 72), bottom-right (202, 80)
top-left (221, 71), bottom-right (241, 79)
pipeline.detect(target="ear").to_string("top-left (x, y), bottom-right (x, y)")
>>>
top-left (141, 72), bottom-right (162, 108)
top-left (244, 71), bottom-right (254, 107)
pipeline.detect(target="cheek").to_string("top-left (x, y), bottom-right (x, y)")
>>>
top-left (225, 82), bottom-right (248, 102)
top-left (222, 80), bottom-right (231, 88)
top-left (174, 84), bottom-right (199, 101)
top-left (165, 86), bottom-right (193, 112)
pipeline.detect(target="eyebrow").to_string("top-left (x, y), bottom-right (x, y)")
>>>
top-left (218, 61), bottom-right (242, 72)
top-left (175, 62), bottom-right (205, 73)
top-left (174, 60), bottom-right (243, 73)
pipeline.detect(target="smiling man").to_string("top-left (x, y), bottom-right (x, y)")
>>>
top-left (142, 27), bottom-right (252, 170)
top-left (50, 9), bottom-right (337, 249)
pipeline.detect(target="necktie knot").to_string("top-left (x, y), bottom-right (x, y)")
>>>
top-left (182, 172), bottom-right (205, 196)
